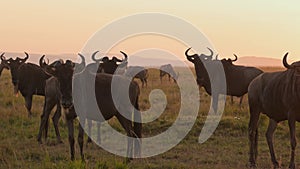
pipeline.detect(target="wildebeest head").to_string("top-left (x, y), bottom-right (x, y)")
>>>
top-left (221, 54), bottom-right (238, 66)
top-left (185, 47), bottom-right (214, 87)
top-left (0, 53), bottom-right (9, 76)
top-left (40, 54), bottom-right (85, 109)
top-left (1, 52), bottom-right (29, 94)
top-left (98, 51), bottom-right (128, 74)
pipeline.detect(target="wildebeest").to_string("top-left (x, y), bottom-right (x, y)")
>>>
top-left (185, 47), bottom-right (263, 112)
top-left (37, 58), bottom-right (80, 144)
top-left (248, 53), bottom-right (300, 169)
top-left (0, 53), bottom-right (9, 76)
top-left (85, 51), bottom-right (128, 144)
top-left (159, 64), bottom-right (178, 84)
top-left (1, 52), bottom-right (62, 143)
top-left (125, 66), bottom-right (148, 87)
top-left (221, 54), bottom-right (245, 106)
top-left (39, 53), bottom-right (141, 160)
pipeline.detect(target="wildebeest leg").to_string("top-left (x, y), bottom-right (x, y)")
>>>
top-left (96, 122), bottom-right (101, 145)
top-left (78, 119), bottom-right (84, 161)
top-left (211, 94), bottom-right (219, 114)
top-left (144, 78), bottom-right (147, 87)
top-left (140, 78), bottom-right (144, 88)
top-left (52, 104), bottom-right (62, 143)
top-left (248, 107), bottom-right (260, 168)
top-left (266, 119), bottom-right (279, 168)
top-left (37, 100), bottom-right (54, 144)
top-left (44, 118), bottom-right (49, 141)
top-left (25, 95), bottom-right (33, 118)
top-left (239, 95), bottom-right (244, 108)
top-left (288, 115), bottom-right (296, 169)
top-left (116, 113), bottom-right (134, 161)
top-left (133, 106), bottom-right (142, 158)
top-left (87, 119), bottom-right (92, 144)
top-left (67, 118), bottom-right (75, 161)
top-left (230, 96), bottom-right (234, 105)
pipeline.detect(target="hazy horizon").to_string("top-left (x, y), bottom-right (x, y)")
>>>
top-left (1, 1), bottom-right (299, 62)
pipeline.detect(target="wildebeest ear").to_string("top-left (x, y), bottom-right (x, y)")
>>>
top-left (112, 56), bottom-right (122, 62)
top-left (66, 60), bottom-right (75, 67)
top-left (118, 60), bottom-right (128, 68)
top-left (0, 62), bottom-right (10, 70)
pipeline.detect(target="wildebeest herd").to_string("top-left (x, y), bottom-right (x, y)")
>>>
top-left (0, 48), bottom-right (298, 168)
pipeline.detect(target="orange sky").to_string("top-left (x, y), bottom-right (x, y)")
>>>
top-left (1, 1), bottom-right (299, 61)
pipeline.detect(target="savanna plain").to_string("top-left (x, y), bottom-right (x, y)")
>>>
top-left (1, 66), bottom-right (298, 169)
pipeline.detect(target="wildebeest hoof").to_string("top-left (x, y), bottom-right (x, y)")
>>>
top-left (125, 157), bottom-right (132, 164)
top-left (246, 162), bottom-right (257, 168)
top-left (57, 139), bottom-right (64, 144)
top-left (81, 156), bottom-right (85, 163)
top-left (289, 163), bottom-right (295, 169)
top-left (273, 162), bottom-right (281, 169)
top-left (87, 137), bottom-right (92, 143)
top-left (37, 139), bottom-right (42, 144)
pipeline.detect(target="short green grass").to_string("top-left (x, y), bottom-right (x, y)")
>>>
top-left (0, 67), bottom-right (298, 169)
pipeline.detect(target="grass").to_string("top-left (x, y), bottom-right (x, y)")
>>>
top-left (0, 67), bottom-right (298, 169)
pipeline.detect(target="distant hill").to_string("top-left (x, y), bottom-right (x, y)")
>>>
top-left (0, 52), bottom-right (284, 68)
top-left (235, 56), bottom-right (282, 67)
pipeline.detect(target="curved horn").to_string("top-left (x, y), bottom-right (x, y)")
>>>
top-left (120, 51), bottom-right (128, 61)
top-left (283, 52), bottom-right (292, 69)
top-left (206, 47), bottom-right (213, 59)
top-left (78, 53), bottom-right (85, 61)
top-left (39, 55), bottom-right (47, 68)
top-left (232, 54), bottom-right (238, 62)
top-left (91, 51), bottom-right (100, 62)
top-left (215, 54), bottom-right (219, 60)
top-left (23, 52), bottom-right (29, 61)
top-left (185, 48), bottom-right (193, 57)
top-left (76, 53), bottom-right (86, 72)
top-left (0, 53), bottom-right (5, 61)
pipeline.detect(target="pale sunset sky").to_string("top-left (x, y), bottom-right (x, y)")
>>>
top-left (0, 0), bottom-right (299, 61)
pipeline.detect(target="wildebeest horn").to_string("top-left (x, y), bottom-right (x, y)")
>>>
top-left (23, 52), bottom-right (29, 61)
top-left (76, 53), bottom-right (86, 72)
top-left (185, 47), bottom-right (193, 57)
top-left (39, 55), bottom-right (48, 68)
top-left (91, 51), bottom-right (101, 62)
top-left (283, 52), bottom-right (292, 69)
top-left (232, 54), bottom-right (238, 62)
top-left (0, 53), bottom-right (5, 61)
top-left (78, 53), bottom-right (85, 60)
top-left (120, 51), bottom-right (128, 61)
top-left (215, 54), bottom-right (219, 60)
top-left (206, 47), bottom-right (213, 59)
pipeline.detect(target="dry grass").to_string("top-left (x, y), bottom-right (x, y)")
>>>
top-left (0, 67), bottom-right (299, 169)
